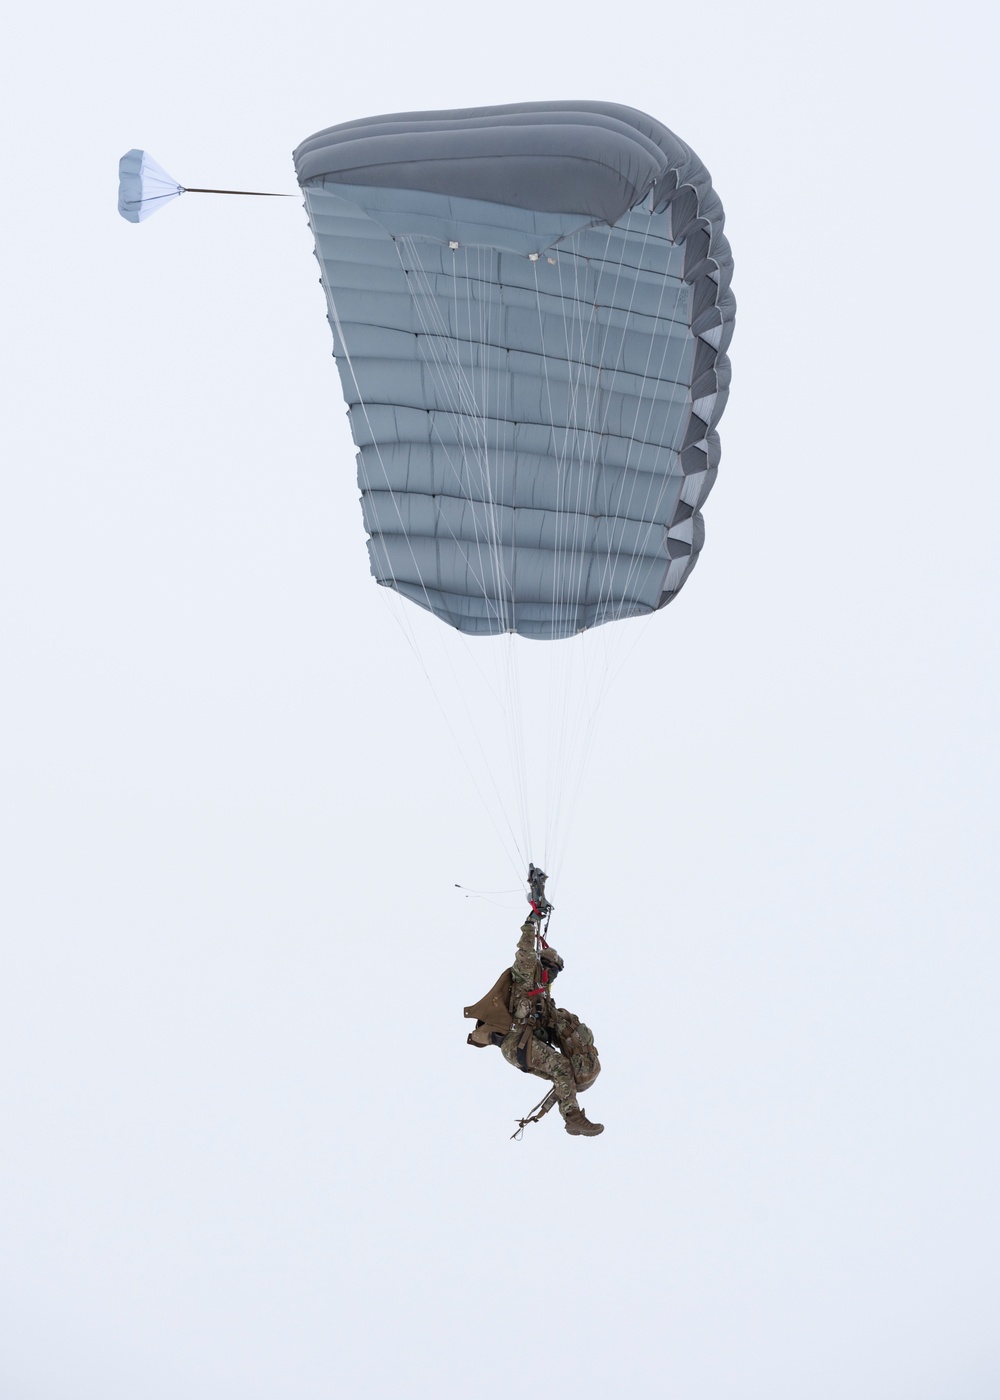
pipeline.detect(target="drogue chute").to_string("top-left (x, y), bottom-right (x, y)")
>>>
top-left (117, 149), bottom-right (292, 222)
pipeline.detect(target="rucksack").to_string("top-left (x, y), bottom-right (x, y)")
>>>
top-left (463, 968), bottom-right (514, 1047)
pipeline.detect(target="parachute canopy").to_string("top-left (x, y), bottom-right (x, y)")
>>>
top-left (118, 150), bottom-right (184, 223)
top-left (295, 102), bottom-right (734, 640)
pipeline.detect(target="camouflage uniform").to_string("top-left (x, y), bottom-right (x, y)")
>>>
top-left (499, 921), bottom-right (598, 1121)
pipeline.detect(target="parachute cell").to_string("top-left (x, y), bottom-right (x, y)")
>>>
top-left (294, 102), bottom-right (734, 640)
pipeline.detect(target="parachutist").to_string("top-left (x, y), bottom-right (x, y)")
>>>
top-left (464, 880), bottom-right (603, 1138)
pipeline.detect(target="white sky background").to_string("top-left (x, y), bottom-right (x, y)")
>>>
top-left (2, 1), bottom-right (998, 1396)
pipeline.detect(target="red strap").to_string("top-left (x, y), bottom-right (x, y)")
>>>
top-left (528, 905), bottom-right (550, 949)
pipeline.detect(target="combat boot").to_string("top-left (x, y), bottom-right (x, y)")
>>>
top-left (564, 1107), bottom-right (604, 1136)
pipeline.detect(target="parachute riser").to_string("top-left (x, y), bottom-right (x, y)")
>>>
top-left (510, 865), bottom-right (560, 1137)
top-left (527, 862), bottom-right (553, 917)
top-left (526, 861), bottom-right (554, 957)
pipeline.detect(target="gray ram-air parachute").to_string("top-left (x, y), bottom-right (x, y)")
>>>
top-left (294, 102), bottom-right (734, 640)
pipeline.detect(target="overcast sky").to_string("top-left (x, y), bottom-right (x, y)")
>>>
top-left (2, 1), bottom-right (998, 1397)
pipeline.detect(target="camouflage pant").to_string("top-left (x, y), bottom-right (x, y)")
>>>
top-left (500, 1028), bottom-right (579, 1119)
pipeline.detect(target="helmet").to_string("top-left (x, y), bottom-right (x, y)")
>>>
top-left (539, 946), bottom-right (564, 973)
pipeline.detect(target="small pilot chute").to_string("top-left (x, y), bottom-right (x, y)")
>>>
top-left (117, 150), bottom-right (292, 223)
top-left (117, 150), bottom-right (184, 223)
